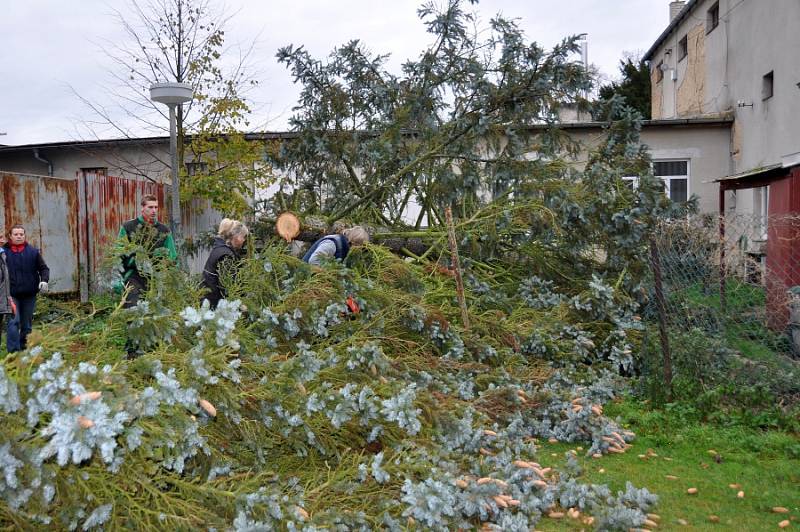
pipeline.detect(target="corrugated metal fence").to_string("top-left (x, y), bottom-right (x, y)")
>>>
top-left (78, 170), bottom-right (167, 298)
top-left (1, 170), bottom-right (218, 301)
top-left (182, 197), bottom-right (222, 274)
top-left (1, 172), bottom-right (81, 294)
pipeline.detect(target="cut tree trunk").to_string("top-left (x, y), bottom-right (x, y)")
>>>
top-left (255, 213), bottom-right (439, 256)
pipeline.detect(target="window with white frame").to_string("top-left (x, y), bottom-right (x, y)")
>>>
top-left (653, 160), bottom-right (689, 203)
top-left (622, 176), bottom-right (638, 191)
top-left (621, 160), bottom-right (689, 203)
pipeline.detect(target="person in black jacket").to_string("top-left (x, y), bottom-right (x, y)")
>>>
top-left (202, 219), bottom-right (249, 309)
top-left (0, 231), bottom-right (13, 352)
top-left (4, 225), bottom-right (50, 352)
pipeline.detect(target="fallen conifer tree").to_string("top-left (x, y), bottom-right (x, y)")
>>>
top-left (0, 236), bottom-right (670, 530)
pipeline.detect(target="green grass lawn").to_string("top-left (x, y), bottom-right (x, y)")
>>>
top-left (534, 399), bottom-right (800, 531)
top-left (680, 281), bottom-right (766, 314)
top-left (675, 280), bottom-right (798, 363)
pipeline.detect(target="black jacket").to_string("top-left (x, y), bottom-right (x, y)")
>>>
top-left (0, 250), bottom-right (10, 314)
top-left (201, 237), bottom-right (240, 309)
top-left (119, 217), bottom-right (176, 282)
top-left (4, 244), bottom-right (50, 298)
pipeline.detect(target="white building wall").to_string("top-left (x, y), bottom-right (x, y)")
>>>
top-left (726, 0), bottom-right (800, 173)
top-left (563, 123), bottom-right (731, 214)
top-left (648, 0), bottom-right (800, 215)
top-left (0, 142), bottom-right (171, 182)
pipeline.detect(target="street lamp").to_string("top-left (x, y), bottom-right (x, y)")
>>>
top-left (149, 82), bottom-right (193, 254)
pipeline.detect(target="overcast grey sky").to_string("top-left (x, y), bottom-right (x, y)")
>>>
top-left (0, 0), bottom-right (671, 145)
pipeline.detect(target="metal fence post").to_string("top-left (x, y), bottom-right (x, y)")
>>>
top-left (719, 189), bottom-right (727, 312)
top-left (445, 207), bottom-right (470, 331)
top-left (649, 233), bottom-right (673, 400)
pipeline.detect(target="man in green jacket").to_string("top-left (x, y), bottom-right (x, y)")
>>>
top-left (118, 194), bottom-right (177, 309)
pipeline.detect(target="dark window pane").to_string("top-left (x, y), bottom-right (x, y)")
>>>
top-left (707, 2), bottom-right (719, 32)
top-left (185, 162), bottom-right (209, 176)
top-left (81, 167), bottom-right (108, 177)
top-left (669, 178), bottom-right (688, 202)
top-left (762, 71), bottom-right (774, 100)
top-left (654, 161), bottom-right (688, 176)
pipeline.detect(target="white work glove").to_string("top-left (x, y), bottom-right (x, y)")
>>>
top-left (38, 281), bottom-right (49, 292)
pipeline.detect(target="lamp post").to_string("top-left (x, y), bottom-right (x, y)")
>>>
top-left (149, 82), bottom-right (193, 255)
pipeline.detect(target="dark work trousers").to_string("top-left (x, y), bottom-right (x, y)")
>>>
top-left (123, 275), bottom-right (148, 358)
top-left (123, 275), bottom-right (148, 309)
top-left (7, 295), bottom-right (36, 352)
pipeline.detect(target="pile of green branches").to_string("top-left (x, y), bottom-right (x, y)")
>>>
top-left (0, 237), bottom-right (661, 530)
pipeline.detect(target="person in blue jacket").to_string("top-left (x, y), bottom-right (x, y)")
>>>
top-left (4, 225), bottom-right (50, 353)
top-left (302, 226), bottom-right (370, 266)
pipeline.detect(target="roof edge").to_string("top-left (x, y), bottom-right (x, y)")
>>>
top-left (0, 117), bottom-right (733, 153)
top-left (714, 162), bottom-right (800, 188)
top-left (0, 132), bottom-right (298, 153)
top-left (643, 0), bottom-right (700, 62)
top-left (549, 116), bottom-right (733, 130)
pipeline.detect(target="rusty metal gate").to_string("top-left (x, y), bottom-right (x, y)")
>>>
top-left (78, 170), bottom-right (166, 298)
top-left (2, 170), bottom-right (217, 300)
top-left (1, 172), bottom-right (80, 294)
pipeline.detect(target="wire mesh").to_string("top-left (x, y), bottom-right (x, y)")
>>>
top-left (647, 213), bottom-right (800, 361)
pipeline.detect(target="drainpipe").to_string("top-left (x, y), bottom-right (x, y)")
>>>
top-left (33, 148), bottom-right (53, 176)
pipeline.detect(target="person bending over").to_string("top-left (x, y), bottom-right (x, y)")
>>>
top-left (302, 226), bottom-right (369, 266)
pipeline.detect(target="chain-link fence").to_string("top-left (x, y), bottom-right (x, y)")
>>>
top-left (643, 213), bottom-right (800, 404)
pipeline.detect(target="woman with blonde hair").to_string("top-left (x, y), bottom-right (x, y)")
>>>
top-left (302, 226), bottom-right (369, 266)
top-left (201, 218), bottom-right (249, 308)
